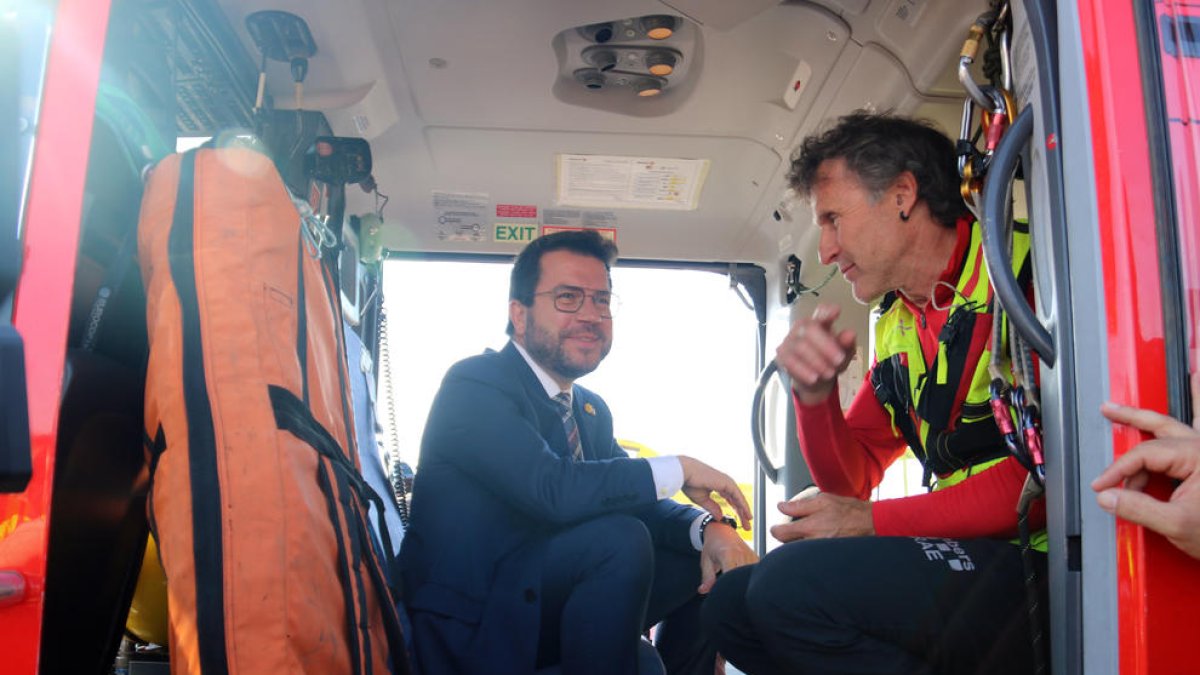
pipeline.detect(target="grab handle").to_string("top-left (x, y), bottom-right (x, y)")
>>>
top-left (750, 361), bottom-right (784, 483)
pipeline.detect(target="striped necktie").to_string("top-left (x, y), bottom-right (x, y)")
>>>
top-left (553, 392), bottom-right (584, 461)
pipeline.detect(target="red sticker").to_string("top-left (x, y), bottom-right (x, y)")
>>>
top-left (496, 204), bottom-right (537, 218)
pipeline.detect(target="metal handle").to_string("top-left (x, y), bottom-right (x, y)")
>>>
top-left (750, 361), bottom-right (784, 483)
top-left (981, 105), bottom-right (1056, 366)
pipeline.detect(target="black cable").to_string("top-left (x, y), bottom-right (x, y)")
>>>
top-left (1017, 475), bottom-right (1047, 675)
top-left (377, 305), bottom-right (410, 526)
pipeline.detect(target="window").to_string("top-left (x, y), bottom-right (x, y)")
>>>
top-left (379, 259), bottom-right (760, 487)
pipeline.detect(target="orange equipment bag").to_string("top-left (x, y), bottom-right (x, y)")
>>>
top-left (138, 146), bottom-right (409, 674)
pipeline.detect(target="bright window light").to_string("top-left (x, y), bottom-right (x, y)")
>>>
top-left (379, 259), bottom-right (759, 487)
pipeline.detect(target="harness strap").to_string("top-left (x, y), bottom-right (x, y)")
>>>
top-left (269, 384), bottom-right (411, 674)
top-left (166, 149), bottom-right (230, 675)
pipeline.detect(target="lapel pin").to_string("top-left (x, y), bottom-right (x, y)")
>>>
top-left (583, 403), bottom-right (596, 416)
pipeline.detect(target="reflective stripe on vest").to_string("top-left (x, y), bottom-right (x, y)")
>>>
top-left (871, 220), bottom-right (1031, 488)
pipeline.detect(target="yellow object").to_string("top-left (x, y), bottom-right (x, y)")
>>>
top-left (617, 439), bottom-right (754, 543)
top-left (126, 535), bottom-right (169, 645)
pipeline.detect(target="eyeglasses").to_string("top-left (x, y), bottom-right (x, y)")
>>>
top-left (533, 285), bottom-right (620, 318)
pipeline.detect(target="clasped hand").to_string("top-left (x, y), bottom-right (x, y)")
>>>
top-left (676, 456), bottom-right (758, 593)
top-left (770, 486), bottom-right (874, 543)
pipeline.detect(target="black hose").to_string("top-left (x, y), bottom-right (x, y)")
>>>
top-left (981, 105), bottom-right (1056, 365)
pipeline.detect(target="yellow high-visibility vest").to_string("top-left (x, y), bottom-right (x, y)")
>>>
top-left (871, 220), bottom-right (1035, 471)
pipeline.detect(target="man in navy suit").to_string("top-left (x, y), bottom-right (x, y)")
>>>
top-left (400, 230), bottom-right (757, 674)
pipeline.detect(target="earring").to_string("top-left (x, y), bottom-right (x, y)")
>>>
top-left (899, 210), bottom-right (910, 222)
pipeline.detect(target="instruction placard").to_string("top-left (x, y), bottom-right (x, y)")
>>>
top-left (433, 191), bottom-right (488, 242)
top-left (556, 154), bottom-right (709, 210)
top-left (542, 208), bottom-right (619, 229)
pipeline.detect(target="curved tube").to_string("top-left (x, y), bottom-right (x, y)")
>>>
top-left (750, 361), bottom-right (782, 483)
top-left (981, 105), bottom-right (1057, 365)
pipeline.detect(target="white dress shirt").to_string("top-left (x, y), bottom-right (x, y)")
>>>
top-left (511, 341), bottom-right (707, 549)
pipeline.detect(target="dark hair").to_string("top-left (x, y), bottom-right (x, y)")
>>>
top-left (506, 229), bottom-right (618, 335)
top-left (787, 110), bottom-right (967, 227)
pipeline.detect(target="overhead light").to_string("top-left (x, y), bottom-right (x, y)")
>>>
top-left (635, 79), bottom-right (663, 97)
top-left (580, 22), bottom-right (615, 44)
top-left (640, 15), bottom-right (676, 40)
top-left (645, 51), bottom-right (676, 76)
top-left (558, 14), bottom-right (690, 100)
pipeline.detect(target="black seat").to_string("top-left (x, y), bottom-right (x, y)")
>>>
top-left (39, 82), bottom-right (165, 673)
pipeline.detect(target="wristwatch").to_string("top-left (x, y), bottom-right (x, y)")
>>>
top-left (699, 514), bottom-right (739, 544)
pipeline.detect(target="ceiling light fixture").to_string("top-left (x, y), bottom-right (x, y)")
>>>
top-left (640, 15), bottom-right (676, 40)
top-left (645, 51), bottom-right (677, 76)
top-left (635, 79), bottom-right (664, 97)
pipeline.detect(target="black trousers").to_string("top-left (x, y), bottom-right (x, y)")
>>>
top-left (702, 536), bottom-right (1048, 675)
top-left (536, 514), bottom-right (714, 675)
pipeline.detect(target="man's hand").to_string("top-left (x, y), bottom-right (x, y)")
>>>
top-left (678, 456), bottom-right (753, 529)
top-left (1092, 372), bottom-right (1200, 560)
top-left (697, 522), bottom-right (758, 594)
top-left (775, 303), bottom-right (858, 406)
top-left (769, 487), bottom-right (874, 543)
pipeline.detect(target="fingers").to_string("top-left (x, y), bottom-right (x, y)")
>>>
top-left (691, 494), bottom-right (724, 520)
top-left (769, 520), bottom-right (805, 543)
top-left (811, 303), bottom-right (841, 328)
top-left (698, 527), bottom-right (757, 594)
top-left (1191, 371), bottom-right (1200, 432)
top-left (1124, 470), bottom-right (1150, 493)
top-left (697, 555), bottom-right (718, 595)
top-left (777, 500), bottom-right (808, 519)
top-left (776, 305), bottom-right (857, 405)
top-left (720, 483), bottom-right (753, 528)
top-left (783, 324), bottom-right (853, 378)
top-left (681, 484), bottom-right (723, 519)
top-left (1101, 401), bottom-right (1194, 439)
top-left (1095, 487), bottom-right (1177, 536)
top-left (1091, 440), bottom-right (1200, 489)
top-left (777, 490), bottom-right (821, 519)
top-left (836, 328), bottom-right (858, 353)
top-left (680, 457), bottom-right (753, 527)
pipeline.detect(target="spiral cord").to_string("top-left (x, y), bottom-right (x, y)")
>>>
top-left (378, 304), bottom-right (411, 526)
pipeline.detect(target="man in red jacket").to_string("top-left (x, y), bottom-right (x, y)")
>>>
top-left (703, 111), bottom-right (1047, 674)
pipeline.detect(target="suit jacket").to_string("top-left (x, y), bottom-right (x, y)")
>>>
top-left (399, 342), bottom-right (701, 673)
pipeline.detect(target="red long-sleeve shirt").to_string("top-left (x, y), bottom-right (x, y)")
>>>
top-left (794, 219), bottom-right (1046, 539)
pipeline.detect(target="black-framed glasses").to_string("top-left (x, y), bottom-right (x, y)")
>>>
top-left (533, 285), bottom-right (620, 318)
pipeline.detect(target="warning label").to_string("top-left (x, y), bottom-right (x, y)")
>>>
top-left (541, 225), bottom-right (616, 243)
top-left (542, 208), bottom-right (618, 229)
top-left (496, 204), bottom-right (537, 219)
top-left (433, 191), bottom-right (489, 242)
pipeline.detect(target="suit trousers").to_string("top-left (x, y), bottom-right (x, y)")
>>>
top-left (536, 514), bottom-right (714, 675)
top-left (702, 536), bottom-right (1048, 675)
